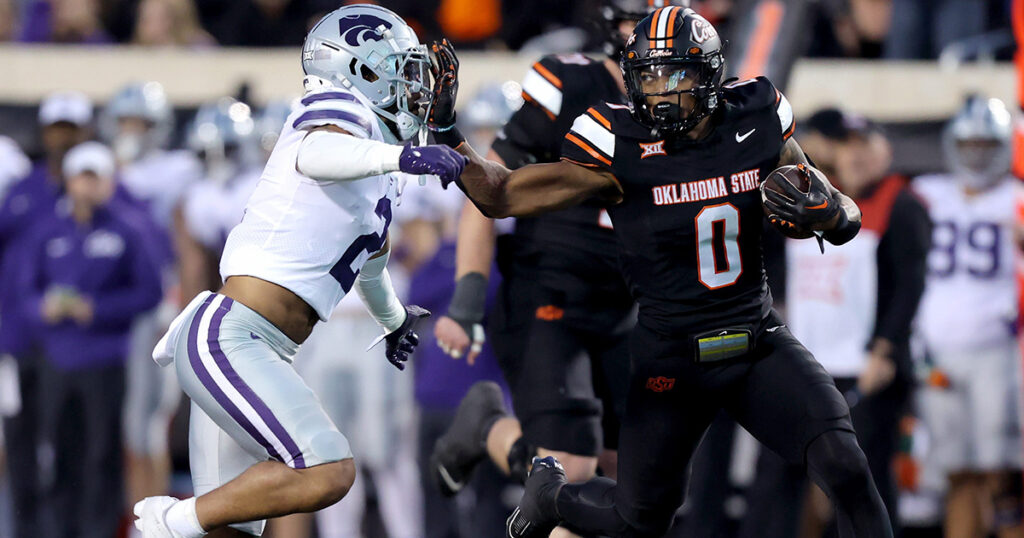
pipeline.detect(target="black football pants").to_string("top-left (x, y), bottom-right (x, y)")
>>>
top-left (553, 315), bottom-right (893, 537)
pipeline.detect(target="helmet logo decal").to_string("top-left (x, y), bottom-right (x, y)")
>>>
top-left (338, 14), bottom-right (393, 47)
top-left (690, 17), bottom-right (717, 44)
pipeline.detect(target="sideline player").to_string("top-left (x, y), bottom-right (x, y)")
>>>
top-left (914, 96), bottom-right (1023, 538)
top-left (132, 5), bottom-right (467, 537)
top-left (431, 0), bottom-right (687, 506)
top-left (427, 7), bottom-right (892, 537)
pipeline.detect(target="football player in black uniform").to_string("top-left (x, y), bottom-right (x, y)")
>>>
top-left (431, 0), bottom-right (686, 509)
top-left (426, 6), bottom-right (892, 538)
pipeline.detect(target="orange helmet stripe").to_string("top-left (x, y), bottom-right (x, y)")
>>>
top-left (649, 7), bottom-right (664, 48)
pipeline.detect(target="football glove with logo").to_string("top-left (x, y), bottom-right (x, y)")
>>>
top-left (762, 164), bottom-right (840, 231)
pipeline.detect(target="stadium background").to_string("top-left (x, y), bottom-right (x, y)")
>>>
top-left (0, 0), bottom-right (1020, 537)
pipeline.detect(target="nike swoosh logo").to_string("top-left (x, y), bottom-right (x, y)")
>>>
top-left (766, 325), bottom-right (786, 333)
top-left (735, 129), bottom-right (755, 142)
top-left (437, 463), bottom-right (464, 492)
top-left (250, 332), bottom-right (261, 340)
top-left (807, 201), bottom-right (829, 210)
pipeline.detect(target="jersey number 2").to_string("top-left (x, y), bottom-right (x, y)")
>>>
top-left (695, 203), bottom-right (742, 289)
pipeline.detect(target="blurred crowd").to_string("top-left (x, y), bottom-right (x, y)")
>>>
top-left (0, 0), bottom-right (1014, 58)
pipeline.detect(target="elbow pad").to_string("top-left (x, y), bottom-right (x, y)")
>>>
top-left (354, 250), bottom-right (406, 334)
top-left (296, 130), bottom-right (403, 182)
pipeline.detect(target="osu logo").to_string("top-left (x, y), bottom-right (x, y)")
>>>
top-left (646, 376), bottom-right (676, 392)
top-left (639, 140), bottom-right (666, 159)
top-left (535, 305), bottom-right (565, 321)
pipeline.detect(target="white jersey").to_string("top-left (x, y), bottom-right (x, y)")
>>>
top-left (182, 167), bottom-right (262, 251)
top-left (120, 149), bottom-right (202, 230)
top-left (220, 84), bottom-right (410, 321)
top-left (913, 174), bottom-right (1020, 352)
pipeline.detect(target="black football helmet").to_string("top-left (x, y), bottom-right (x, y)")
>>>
top-left (599, 0), bottom-right (691, 59)
top-left (621, 6), bottom-right (724, 137)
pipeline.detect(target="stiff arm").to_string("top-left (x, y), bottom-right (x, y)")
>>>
top-left (452, 142), bottom-right (622, 219)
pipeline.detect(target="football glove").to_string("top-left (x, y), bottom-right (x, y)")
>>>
top-left (427, 39), bottom-right (459, 130)
top-left (369, 305), bottom-right (431, 371)
top-left (762, 164), bottom-right (840, 232)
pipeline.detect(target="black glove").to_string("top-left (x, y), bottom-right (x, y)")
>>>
top-left (427, 39), bottom-right (459, 130)
top-left (383, 305), bottom-right (431, 371)
top-left (762, 164), bottom-right (841, 232)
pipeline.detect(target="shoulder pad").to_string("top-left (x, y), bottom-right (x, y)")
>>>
top-left (723, 77), bottom-right (794, 140)
top-left (293, 87), bottom-right (376, 138)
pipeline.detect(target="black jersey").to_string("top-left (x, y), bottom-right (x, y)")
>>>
top-left (561, 77), bottom-right (797, 336)
top-left (491, 54), bottom-right (632, 314)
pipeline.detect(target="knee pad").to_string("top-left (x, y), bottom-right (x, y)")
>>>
top-left (508, 436), bottom-right (535, 484)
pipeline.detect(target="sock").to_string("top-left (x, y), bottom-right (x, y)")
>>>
top-left (165, 497), bottom-right (207, 538)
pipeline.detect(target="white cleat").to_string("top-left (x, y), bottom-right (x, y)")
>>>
top-left (133, 496), bottom-right (183, 538)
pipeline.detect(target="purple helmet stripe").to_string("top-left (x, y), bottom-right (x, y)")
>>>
top-left (186, 295), bottom-right (286, 464)
top-left (300, 91), bottom-right (360, 106)
top-left (208, 297), bottom-right (307, 469)
top-left (292, 109), bottom-right (373, 133)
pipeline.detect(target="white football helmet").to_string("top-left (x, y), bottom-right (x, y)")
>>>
top-left (944, 95), bottom-right (1013, 189)
top-left (301, 4), bottom-right (430, 141)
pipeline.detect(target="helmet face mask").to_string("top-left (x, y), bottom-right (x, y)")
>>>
top-left (622, 7), bottom-right (724, 138)
top-left (302, 5), bottom-right (431, 140)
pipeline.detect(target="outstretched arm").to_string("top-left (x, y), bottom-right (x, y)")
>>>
top-left (775, 137), bottom-right (861, 245)
top-left (452, 141), bottom-right (622, 219)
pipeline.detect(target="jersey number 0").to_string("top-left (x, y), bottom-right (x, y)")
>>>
top-left (695, 203), bottom-right (742, 289)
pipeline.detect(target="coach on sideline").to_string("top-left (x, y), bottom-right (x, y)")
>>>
top-left (15, 142), bottom-right (162, 538)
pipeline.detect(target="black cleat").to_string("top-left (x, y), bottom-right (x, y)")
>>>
top-left (506, 456), bottom-right (567, 538)
top-left (432, 381), bottom-right (507, 496)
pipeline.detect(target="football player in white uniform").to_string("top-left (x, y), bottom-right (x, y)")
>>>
top-left (132, 5), bottom-right (467, 537)
top-left (100, 82), bottom-right (204, 513)
top-left (913, 96), bottom-right (1023, 537)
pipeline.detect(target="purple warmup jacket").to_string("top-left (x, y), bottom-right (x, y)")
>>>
top-left (18, 201), bottom-right (163, 371)
top-left (410, 241), bottom-right (510, 411)
top-left (0, 163), bottom-right (60, 356)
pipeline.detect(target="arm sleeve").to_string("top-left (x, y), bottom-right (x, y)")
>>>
top-left (874, 190), bottom-right (932, 345)
top-left (88, 229), bottom-right (164, 327)
top-left (17, 232), bottom-right (48, 326)
top-left (354, 249), bottom-right (407, 334)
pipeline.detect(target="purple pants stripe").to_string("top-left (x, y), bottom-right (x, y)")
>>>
top-left (186, 295), bottom-right (286, 464)
top-left (208, 298), bottom-right (307, 469)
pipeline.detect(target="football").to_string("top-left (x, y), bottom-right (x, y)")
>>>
top-left (761, 164), bottom-right (816, 239)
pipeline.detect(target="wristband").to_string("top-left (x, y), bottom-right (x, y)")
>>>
top-left (430, 125), bottom-right (466, 149)
top-left (448, 272), bottom-right (487, 323)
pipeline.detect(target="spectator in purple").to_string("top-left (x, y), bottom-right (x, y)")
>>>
top-left (19, 0), bottom-right (112, 44)
top-left (19, 142), bottom-right (162, 538)
top-left (0, 90), bottom-right (92, 538)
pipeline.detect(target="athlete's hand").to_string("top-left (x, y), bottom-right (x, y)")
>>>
top-left (427, 38), bottom-right (459, 129)
top-left (399, 143), bottom-right (468, 186)
top-left (434, 315), bottom-right (486, 365)
top-left (762, 164), bottom-right (841, 231)
top-left (857, 352), bottom-right (896, 396)
top-left (383, 305), bottom-right (431, 371)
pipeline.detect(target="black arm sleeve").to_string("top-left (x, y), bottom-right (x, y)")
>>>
top-left (874, 190), bottom-right (932, 346)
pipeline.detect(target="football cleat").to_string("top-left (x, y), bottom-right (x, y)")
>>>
top-left (506, 456), bottom-right (567, 538)
top-left (133, 496), bottom-right (183, 538)
top-left (431, 381), bottom-right (507, 496)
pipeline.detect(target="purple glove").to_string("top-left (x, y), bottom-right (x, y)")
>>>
top-left (399, 143), bottom-right (468, 186)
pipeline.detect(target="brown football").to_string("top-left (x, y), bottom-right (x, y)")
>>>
top-left (761, 164), bottom-right (815, 239)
